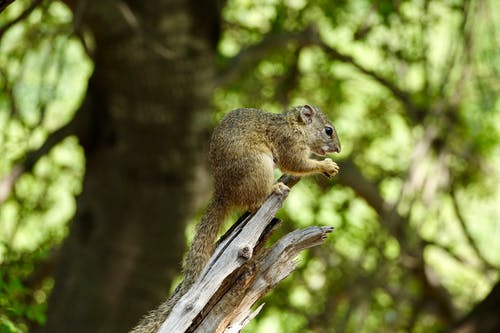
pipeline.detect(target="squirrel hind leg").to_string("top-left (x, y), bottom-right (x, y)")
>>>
top-left (244, 181), bottom-right (288, 213)
top-left (246, 182), bottom-right (288, 212)
top-left (222, 152), bottom-right (276, 212)
top-left (242, 183), bottom-right (274, 213)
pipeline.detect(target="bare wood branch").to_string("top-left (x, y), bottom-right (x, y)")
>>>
top-left (210, 226), bottom-right (334, 332)
top-left (146, 174), bottom-right (331, 333)
top-left (159, 184), bottom-right (289, 332)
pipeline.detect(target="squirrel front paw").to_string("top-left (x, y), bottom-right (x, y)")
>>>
top-left (321, 158), bottom-right (339, 177)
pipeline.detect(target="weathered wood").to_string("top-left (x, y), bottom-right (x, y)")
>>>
top-left (159, 184), bottom-right (289, 332)
top-left (196, 226), bottom-right (334, 333)
top-left (158, 174), bottom-right (333, 332)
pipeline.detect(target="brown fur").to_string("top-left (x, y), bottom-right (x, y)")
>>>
top-left (131, 105), bottom-right (340, 332)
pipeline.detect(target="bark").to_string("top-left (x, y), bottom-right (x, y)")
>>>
top-left (41, 1), bottom-right (219, 332)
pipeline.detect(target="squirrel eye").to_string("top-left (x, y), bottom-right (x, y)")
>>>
top-left (325, 126), bottom-right (333, 136)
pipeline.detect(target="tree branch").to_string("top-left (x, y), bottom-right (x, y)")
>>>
top-left (217, 25), bottom-right (424, 122)
top-left (0, 107), bottom-right (82, 205)
top-left (0, 0), bottom-right (15, 14)
top-left (216, 26), bottom-right (317, 87)
top-left (194, 226), bottom-right (333, 332)
top-left (159, 179), bottom-right (291, 332)
top-left (0, 0), bottom-right (44, 39)
top-left (450, 189), bottom-right (499, 271)
top-left (335, 159), bottom-right (396, 230)
top-left (335, 159), bottom-right (457, 321)
top-left (317, 41), bottom-right (424, 122)
top-left (132, 175), bottom-right (333, 333)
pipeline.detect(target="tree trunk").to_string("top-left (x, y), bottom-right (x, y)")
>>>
top-left (41, 1), bottom-right (219, 332)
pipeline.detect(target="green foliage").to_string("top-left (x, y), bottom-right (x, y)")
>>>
top-left (1, 0), bottom-right (499, 331)
top-left (0, 1), bottom-right (91, 331)
top-left (214, 0), bottom-right (500, 331)
top-left (0, 245), bottom-right (53, 333)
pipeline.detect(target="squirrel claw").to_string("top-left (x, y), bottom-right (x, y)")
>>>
top-left (272, 182), bottom-right (290, 195)
top-left (322, 158), bottom-right (339, 178)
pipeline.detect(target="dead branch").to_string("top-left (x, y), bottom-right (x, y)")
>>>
top-left (151, 175), bottom-right (333, 332)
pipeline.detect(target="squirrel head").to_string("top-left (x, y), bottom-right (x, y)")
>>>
top-left (296, 105), bottom-right (341, 156)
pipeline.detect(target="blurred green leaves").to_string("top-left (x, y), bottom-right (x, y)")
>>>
top-left (1, 1), bottom-right (90, 331)
top-left (0, 0), bottom-right (499, 332)
top-left (214, 0), bottom-right (500, 331)
top-left (0, 244), bottom-right (53, 333)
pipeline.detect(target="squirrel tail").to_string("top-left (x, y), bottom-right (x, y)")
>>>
top-left (183, 197), bottom-right (228, 289)
top-left (130, 200), bottom-right (227, 333)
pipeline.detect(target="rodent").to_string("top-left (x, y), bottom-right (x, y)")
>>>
top-left (131, 104), bottom-right (340, 333)
top-left (184, 104), bottom-right (340, 287)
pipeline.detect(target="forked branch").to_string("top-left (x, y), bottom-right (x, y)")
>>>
top-left (134, 175), bottom-right (334, 333)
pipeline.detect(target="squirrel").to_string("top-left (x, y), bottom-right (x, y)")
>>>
top-left (131, 104), bottom-right (340, 333)
top-left (183, 104), bottom-right (341, 288)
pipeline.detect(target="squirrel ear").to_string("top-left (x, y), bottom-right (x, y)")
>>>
top-left (299, 105), bottom-right (315, 124)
